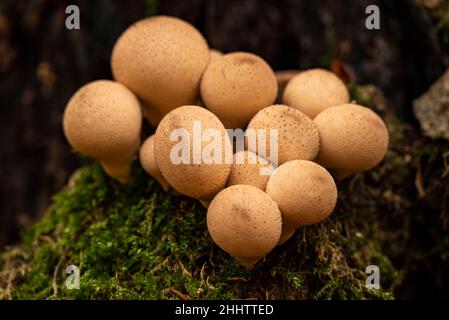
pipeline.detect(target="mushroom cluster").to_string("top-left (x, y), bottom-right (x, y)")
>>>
top-left (62, 16), bottom-right (389, 269)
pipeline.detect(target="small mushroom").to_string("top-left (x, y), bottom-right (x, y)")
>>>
top-left (207, 185), bottom-right (282, 268)
top-left (139, 135), bottom-right (170, 191)
top-left (246, 104), bottom-right (320, 165)
top-left (63, 80), bottom-right (142, 183)
top-left (226, 150), bottom-right (272, 190)
top-left (200, 52), bottom-right (278, 129)
top-left (313, 103), bottom-right (389, 178)
top-left (155, 105), bottom-right (231, 200)
top-left (266, 160), bottom-right (337, 228)
top-left (111, 16), bottom-right (210, 126)
top-left (283, 68), bottom-right (350, 119)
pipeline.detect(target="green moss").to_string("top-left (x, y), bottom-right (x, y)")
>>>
top-left (1, 86), bottom-right (448, 299)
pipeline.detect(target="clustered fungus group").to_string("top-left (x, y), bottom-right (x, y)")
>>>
top-left (63, 15), bottom-right (389, 269)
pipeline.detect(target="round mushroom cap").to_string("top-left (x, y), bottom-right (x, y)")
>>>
top-left (140, 135), bottom-right (170, 191)
top-left (246, 105), bottom-right (320, 165)
top-left (207, 185), bottom-right (282, 261)
top-left (63, 80), bottom-right (142, 162)
top-left (155, 105), bottom-right (231, 200)
top-left (111, 16), bottom-right (210, 125)
top-left (283, 68), bottom-right (349, 118)
top-left (227, 150), bottom-right (272, 190)
top-left (314, 103), bottom-right (389, 176)
top-left (200, 52), bottom-right (278, 129)
top-left (266, 160), bottom-right (337, 228)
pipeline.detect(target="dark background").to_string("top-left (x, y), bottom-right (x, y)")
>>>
top-left (0, 0), bottom-right (448, 298)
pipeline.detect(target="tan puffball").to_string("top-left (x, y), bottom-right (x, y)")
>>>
top-left (139, 135), bottom-right (170, 191)
top-left (314, 103), bottom-right (389, 177)
top-left (246, 105), bottom-right (320, 165)
top-left (207, 185), bottom-right (282, 267)
top-left (155, 105), bottom-right (231, 200)
top-left (283, 68), bottom-right (350, 118)
top-left (63, 80), bottom-right (142, 183)
top-left (111, 16), bottom-right (210, 126)
top-left (209, 49), bottom-right (223, 63)
top-left (266, 160), bottom-right (337, 228)
top-left (200, 52), bottom-right (278, 129)
top-left (227, 150), bottom-right (272, 190)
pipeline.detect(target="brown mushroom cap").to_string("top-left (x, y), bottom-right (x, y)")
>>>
top-left (155, 105), bottom-right (231, 200)
top-left (200, 52), bottom-right (278, 129)
top-left (283, 68), bottom-right (350, 119)
top-left (139, 135), bottom-right (170, 191)
top-left (266, 160), bottom-right (337, 228)
top-left (314, 103), bottom-right (389, 177)
top-left (207, 185), bottom-right (282, 263)
top-left (227, 150), bottom-right (272, 190)
top-left (111, 16), bottom-right (210, 126)
top-left (63, 80), bottom-right (142, 182)
top-left (246, 104), bottom-right (320, 165)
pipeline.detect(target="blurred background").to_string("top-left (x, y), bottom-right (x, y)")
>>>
top-left (0, 0), bottom-right (448, 298)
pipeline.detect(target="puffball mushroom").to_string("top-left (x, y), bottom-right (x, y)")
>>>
top-left (283, 68), bottom-right (350, 119)
top-left (111, 15), bottom-right (210, 126)
top-left (63, 80), bottom-right (142, 183)
top-left (200, 52), bottom-right (278, 129)
top-left (266, 160), bottom-right (337, 228)
top-left (139, 135), bottom-right (170, 191)
top-left (314, 103), bottom-right (389, 178)
top-left (207, 185), bottom-right (282, 268)
top-left (246, 104), bottom-right (320, 165)
top-left (154, 105), bottom-right (231, 200)
top-left (227, 150), bottom-right (272, 190)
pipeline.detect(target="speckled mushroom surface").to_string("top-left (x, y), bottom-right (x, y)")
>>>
top-left (63, 80), bottom-right (142, 161)
top-left (283, 68), bottom-right (350, 118)
top-left (207, 185), bottom-right (282, 261)
top-left (314, 103), bottom-right (389, 177)
top-left (266, 160), bottom-right (337, 228)
top-left (63, 80), bottom-right (142, 183)
top-left (200, 52), bottom-right (277, 129)
top-left (246, 104), bottom-right (320, 165)
top-left (111, 16), bottom-right (210, 125)
top-left (154, 105), bottom-right (231, 200)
